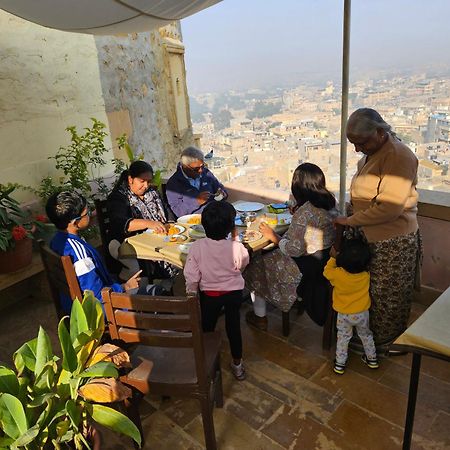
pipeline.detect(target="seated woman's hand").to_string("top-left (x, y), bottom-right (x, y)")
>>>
top-left (146, 220), bottom-right (166, 234)
top-left (259, 221), bottom-right (279, 244)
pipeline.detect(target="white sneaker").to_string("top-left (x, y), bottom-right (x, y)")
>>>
top-left (230, 361), bottom-right (246, 381)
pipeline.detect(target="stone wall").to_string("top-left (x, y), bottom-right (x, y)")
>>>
top-left (0, 10), bottom-right (193, 201)
top-left (0, 10), bottom-right (114, 201)
top-left (95, 23), bottom-right (194, 174)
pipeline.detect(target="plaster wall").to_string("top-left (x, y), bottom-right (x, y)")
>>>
top-left (0, 10), bottom-right (114, 201)
top-left (95, 23), bottom-right (193, 174)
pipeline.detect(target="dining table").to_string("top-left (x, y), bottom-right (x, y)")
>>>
top-left (389, 285), bottom-right (450, 450)
top-left (118, 201), bottom-right (291, 268)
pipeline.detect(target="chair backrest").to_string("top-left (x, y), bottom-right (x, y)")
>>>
top-left (39, 240), bottom-right (82, 319)
top-left (94, 199), bottom-right (123, 275)
top-left (101, 288), bottom-right (208, 385)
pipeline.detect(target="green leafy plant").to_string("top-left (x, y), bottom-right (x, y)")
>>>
top-left (0, 291), bottom-right (141, 449)
top-left (0, 184), bottom-right (43, 252)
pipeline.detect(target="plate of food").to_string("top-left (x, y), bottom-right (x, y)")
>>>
top-left (267, 202), bottom-right (288, 214)
top-left (163, 234), bottom-right (187, 243)
top-left (166, 224), bottom-right (185, 235)
top-left (240, 230), bottom-right (263, 243)
top-left (233, 202), bottom-right (265, 213)
top-left (189, 224), bottom-right (206, 239)
top-left (177, 214), bottom-right (202, 225)
top-left (179, 242), bottom-right (193, 254)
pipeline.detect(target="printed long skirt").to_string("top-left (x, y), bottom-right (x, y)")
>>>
top-left (243, 248), bottom-right (302, 313)
top-left (368, 230), bottom-right (422, 345)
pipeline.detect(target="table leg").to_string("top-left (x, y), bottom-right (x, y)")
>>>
top-left (403, 352), bottom-right (421, 450)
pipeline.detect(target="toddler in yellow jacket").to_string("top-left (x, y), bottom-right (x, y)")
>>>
top-left (324, 238), bottom-right (378, 374)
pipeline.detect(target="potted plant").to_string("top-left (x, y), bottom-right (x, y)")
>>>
top-left (0, 291), bottom-right (142, 449)
top-left (0, 183), bottom-right (41, 273)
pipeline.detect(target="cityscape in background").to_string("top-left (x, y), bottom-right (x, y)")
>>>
top-left (189, 70), bottom-right (450, 199)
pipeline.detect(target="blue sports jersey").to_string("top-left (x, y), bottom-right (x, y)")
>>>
top-left (50, 231), bottom-right (123, 313)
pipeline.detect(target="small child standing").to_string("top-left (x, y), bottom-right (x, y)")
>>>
top-left (184, 201), bottom-right (250, 380)
top-left (323, 238), bottom-right (378, 374)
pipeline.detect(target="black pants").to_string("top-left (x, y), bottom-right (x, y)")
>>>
top-left (292, 248), bottom-right (331, 326)
top-left (199, 290), bottom-right (243, 360)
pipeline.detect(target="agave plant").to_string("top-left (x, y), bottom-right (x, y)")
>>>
top-left (0, 291), bottom-right (141, 449)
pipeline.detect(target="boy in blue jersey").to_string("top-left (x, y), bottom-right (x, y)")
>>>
top-left (46, 191), bottom-right (143, 313)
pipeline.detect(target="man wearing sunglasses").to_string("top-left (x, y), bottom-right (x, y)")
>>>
top-left (166, 146), bottom-right (227, 218)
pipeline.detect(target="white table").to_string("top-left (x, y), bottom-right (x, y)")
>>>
top-left (390, 286), bottom-right (450, 450)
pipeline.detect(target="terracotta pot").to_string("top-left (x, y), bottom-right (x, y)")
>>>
top-left (0, 238), bottom-right (33, 273)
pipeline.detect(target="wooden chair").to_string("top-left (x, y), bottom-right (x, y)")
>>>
top-left (38, 240), bottom-right (82, 320)
top-left (101, 288), bottom-right (223, 450)
top-left (94, 199), bottom-right (124, 276)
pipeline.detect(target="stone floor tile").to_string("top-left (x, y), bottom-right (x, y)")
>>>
top-left (379, 361), bottom-right (450, 413)
top-left (240, 320), bottom-right (326, 379)
top-left (261, 403), bottom-right (363, 450)
top-left (245, 358), bottom-right (342, 420)
top-left (140, 411), bottom-right (204, 450)
top-left (425, 411), bottom-right (450, 446)
top-left (159, 398), bottom-right (203, 429)
top-left (184, 408), bottom-right (284, 450)
top-left (328, 401), bottom-right (404, 450)
top-left (310, 363), bottom-right (440, 435)
top-left (221, 370), bottom-right (285, 430)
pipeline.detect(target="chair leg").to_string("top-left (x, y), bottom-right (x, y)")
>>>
top-left (123, 389), bottom-right (144, 449)
top-left (214, 358), bottom-right (224, 408)
top-left (282, 311), bottom-right (290, 336)
top-left (322, 308), bottom-right (336, 351)
top-left (200, 395), bottom-right (217, 450)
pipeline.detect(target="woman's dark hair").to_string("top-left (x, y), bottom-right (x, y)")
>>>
top-left (115, 160), bottom-right (154, 189)
top-left (336, 238), bottom-right (371, 274)
top-left (201, 201), bottom-right (236, 241)
top-left (291, 163), bottom-right (336, 211)
top-left (45, 191), bottom-right (87, 230)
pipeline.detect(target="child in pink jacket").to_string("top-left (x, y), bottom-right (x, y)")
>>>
top-left (184, 201), bottom-right (249, 380)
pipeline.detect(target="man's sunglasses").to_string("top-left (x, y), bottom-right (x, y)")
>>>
top-left (185, 164), bottom-right (205, 173)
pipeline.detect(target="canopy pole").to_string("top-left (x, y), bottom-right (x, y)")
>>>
top-left (339, 0), bottom-right (351, 214)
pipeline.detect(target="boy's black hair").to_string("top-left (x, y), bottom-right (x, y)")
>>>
top-left (336, 238), bottom-right (371, 274)
top-left (201, 201), bottom-right (236, 241)
top-left (46, 191), bottom-right (87, 230)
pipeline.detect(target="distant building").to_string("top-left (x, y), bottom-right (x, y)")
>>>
top-left (426, 114), bottom-right (450, 143)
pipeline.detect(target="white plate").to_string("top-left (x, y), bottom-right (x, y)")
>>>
top-left (234, 202), bottom-right (265, 213)
top-left (163, 234), bottom-right (187, 243)
top-left (167, 224), bottom-right (186, 234)
top-left (179, 242), bottom-right (193, 254)
top-left (177, 214), bottom-right (202, 225)
top-left (239, 230), bottom-right (263, 243)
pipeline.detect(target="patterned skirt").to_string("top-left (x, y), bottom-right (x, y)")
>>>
top-left (243, 248), bottom-right (302, 313)
top-left (367, 230), bottom-right (422, 345)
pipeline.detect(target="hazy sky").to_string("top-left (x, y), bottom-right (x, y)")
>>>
top-left (181, 0), bottom-right (450, 94)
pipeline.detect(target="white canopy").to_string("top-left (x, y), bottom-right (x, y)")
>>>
top-left (0, 0), bottom-right (221, 34)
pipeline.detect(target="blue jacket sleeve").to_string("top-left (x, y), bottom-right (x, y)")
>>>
top-left (64, 239), bottom-right (124, 303)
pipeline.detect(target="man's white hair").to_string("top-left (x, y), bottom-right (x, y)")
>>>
top-left (181, 146), bottom-right (204, 165)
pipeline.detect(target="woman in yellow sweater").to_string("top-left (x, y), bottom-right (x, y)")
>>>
top-left (335, 108), bottom-right (421, 349)
top-left (324, 239), bottom-right (378, 374)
